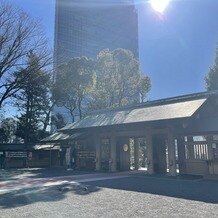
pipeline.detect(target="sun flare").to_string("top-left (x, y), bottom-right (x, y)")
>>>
top-left (150, 0), bottom-right (171, 13)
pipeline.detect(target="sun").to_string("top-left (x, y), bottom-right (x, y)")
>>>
top-left (150, 0), bottom-right (171, 13)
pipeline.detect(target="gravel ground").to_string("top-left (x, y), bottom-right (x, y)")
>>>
top-left (0, 168), bottom-right (95, 181)
top-left (0, 175), bottom-right (218, 218)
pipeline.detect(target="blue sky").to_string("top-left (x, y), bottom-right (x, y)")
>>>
top-left (6, 0), bottom-right (218, 100)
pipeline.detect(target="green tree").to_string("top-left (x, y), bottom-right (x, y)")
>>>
top-left (0, 128), bottom-right (6, 143)
top-left (51, 113), bottom-right (66, 131)
top-left (88, 48), bottom-right (151, 110)
top-left (138, 76), bottom-right (151, 103)
top-left (15, 114), bottom-right (38, 143)
top-left (0, 117), bottom-right (18, 143)
top-left (15, 51), bottom-right (51, 143)
top-left (205, 46), bottom-right (218, 91)
top-left (53, 49), bottom-right (151, 122)
top-left (53, 57), bottom-right (94, 121)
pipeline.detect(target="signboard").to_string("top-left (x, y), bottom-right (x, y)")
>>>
top-left (78, 151), bottom-right (95, 158)
top-left (5, 151), bottom-right (27, 158)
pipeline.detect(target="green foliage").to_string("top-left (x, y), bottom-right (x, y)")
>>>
top-left (0, 128), bottom-right (7, 143)
top-left (205, 46), bottom-right (218, 91)
top-left (89, 48), bottom-right (151, 109)
top-left (15, 114), bottom-right (38, 143)
top-left (15, 51), bottom-right (51, 143)
top-left (54, 48), bottom-right (151, 122)
top-left (53, 57), bottom-right (94, 120)
top-left (138, 76), bottom-right (151, 103)
top-left (0, 117), bottom-right (18, 143)
top-left (51, 113), bottom-right (66, 130)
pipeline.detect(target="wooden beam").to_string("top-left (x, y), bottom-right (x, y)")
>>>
top-left (145, 128), bottom-right (154, 174)
top-left (167, 127), bottom-right (177, 176)
top-left (99, 128), bottom-right (169, 138)
top-left (110, 133), bottom-right (117, 172)
top-left (94, 133), bottom-right (101, 171)
top-left (177, 136), bottom-right (186, 174)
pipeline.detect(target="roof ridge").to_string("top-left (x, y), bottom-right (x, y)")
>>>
top-left (87, 90), bottom-right (218, 115)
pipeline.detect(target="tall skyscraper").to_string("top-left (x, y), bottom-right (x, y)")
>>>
top-left (54, 0), bottom-right (138, 67)
top-left (53, 0), bottom-right (139, 123)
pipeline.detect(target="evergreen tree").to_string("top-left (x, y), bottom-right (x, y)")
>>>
top-left (0, 117), bottom-right (18, 143)
top-left (53, 57), bottom-right (94, 121)
top-left (53, 49), bottom-right (151, 121)
top-left (51, 113), bottom-right (66, 131)
top-left (88, 48), bottom-right (151, 110)
top-left (205, 46), bottom-right (218, 91)
top-left (15, 51), bottom-right (51, 143)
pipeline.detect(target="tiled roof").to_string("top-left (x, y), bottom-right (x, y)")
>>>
top-left (41, 132), bottom-right (85, 143)
top-left (61, 97), bottom-right (207, 130)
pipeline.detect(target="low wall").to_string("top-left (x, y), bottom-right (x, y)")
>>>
top-left (1, 150), bottom-right (59, 168)
top-left (184, 160), bottom-right (209, 176)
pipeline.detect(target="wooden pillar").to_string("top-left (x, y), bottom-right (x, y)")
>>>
top-left (49, 145), bottom-right (52, 168)
top-left (167, 128), bottom-right (177, 176)
top-left (110, 134), bottom-right (117, 172)
top-left (145, 128), bottom-right (153, 174)
top-left (207, 135), bottom-right (214, 175)
top-left (95, 134), bottom-right (101, 171)
top-left (134, 138), bottom-right (140, 170)
top-left (177, 136), bottom-right (186, 174)
top-left (187, 136), bottom-right (194, 159)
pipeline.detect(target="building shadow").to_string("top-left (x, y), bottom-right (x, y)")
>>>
top-left (82, 175), bottom-right (218, 204)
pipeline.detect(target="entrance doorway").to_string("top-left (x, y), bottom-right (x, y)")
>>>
top-left (100, 138), bottom-right (110, 171)
top-left (152, 135), bottom-right (167, 174)
top-left (117, 137), bottom-right (130, 171)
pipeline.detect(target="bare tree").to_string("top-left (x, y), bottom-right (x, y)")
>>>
top-left (0, 1), bottom-right (51, 109)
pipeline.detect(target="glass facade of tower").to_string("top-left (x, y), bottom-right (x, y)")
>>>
top-left (54, 0), bottom-right (138, 67)
top-left (53, 0), bottom-right (139, 123)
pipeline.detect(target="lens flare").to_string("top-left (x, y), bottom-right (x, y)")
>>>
top-left (150, 0), bottom-right (171, 13)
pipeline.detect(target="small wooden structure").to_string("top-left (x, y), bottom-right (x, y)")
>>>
top-left (42, 91), bottom-right (218, 176)
top-left (0, 143), bottom-right (60, 168)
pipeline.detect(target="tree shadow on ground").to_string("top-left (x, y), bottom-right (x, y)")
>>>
top-left (83, 175), bottom-right (218, 204)
top-left (0, 182), bottom-right (101, 209)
